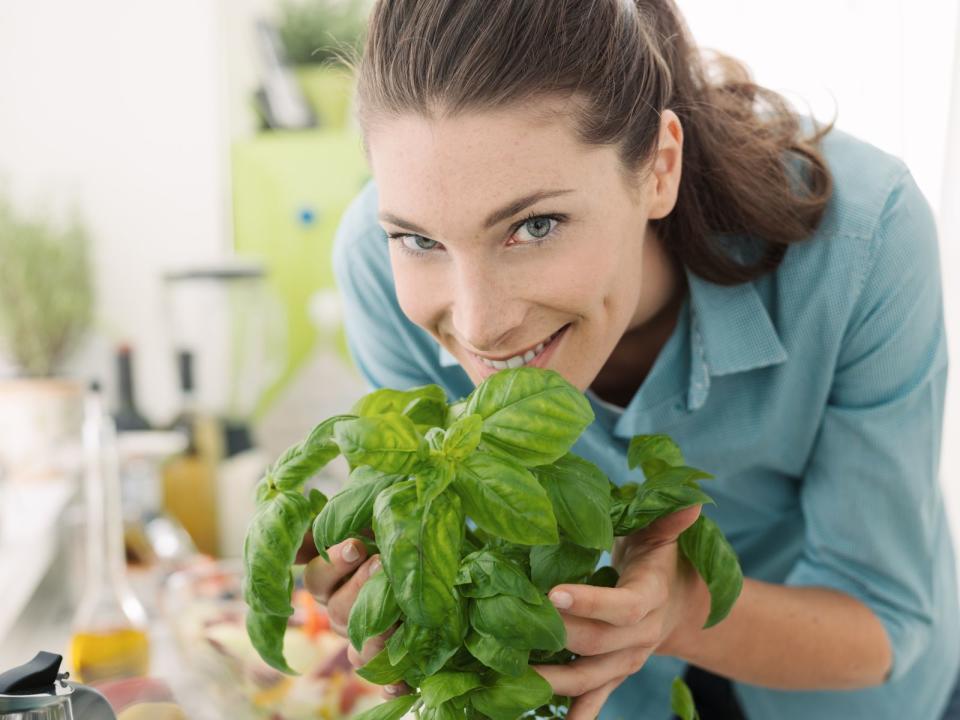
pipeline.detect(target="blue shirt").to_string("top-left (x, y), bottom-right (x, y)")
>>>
top-left (330, 125), bottom-right (959, 719)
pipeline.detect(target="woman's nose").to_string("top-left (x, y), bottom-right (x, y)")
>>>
top-left (450, 268), bottom-right (524, 355)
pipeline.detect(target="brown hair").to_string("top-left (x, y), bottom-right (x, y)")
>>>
top-left (347, 0), bottom-right (836, 285)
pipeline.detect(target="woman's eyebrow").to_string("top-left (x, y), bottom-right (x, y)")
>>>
top-left (378, 188), bottom-right (574, 235)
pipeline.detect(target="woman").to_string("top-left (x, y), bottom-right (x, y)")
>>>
top-left (303, 0), bottom-right (960, 717)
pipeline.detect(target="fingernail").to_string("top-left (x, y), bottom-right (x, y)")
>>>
top-left (384, 684), bottom-right (400, 695)
top-left (549, 590), bottom-right (573, 609)
top-left (340, 542), bottom-right (360, 563)
top-left (369, 557), bottom-right (381, 575)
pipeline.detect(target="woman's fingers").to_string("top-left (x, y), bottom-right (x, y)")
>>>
top-left (566, 676), bottom-right (624, 720)
top-left (549, 580), bottom-right (665, 627)
top-left (304, 539), bottom-right (368, 603)
top-left (533, 646), bottom-right (651, 698)
top-left (561, 612), bottom-right (659, 657)
top-left (324, 554), bottom-right (382, 635)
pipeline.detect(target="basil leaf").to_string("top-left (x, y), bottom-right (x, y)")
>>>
top-left (610, 482), bottom-right (639, 531)
top-left (469, 595), bottom-right (565, 652)
top-left (334, 413), bottom-right (426, 474)
top-left (678, 515), bottom-right (743, 628)
top-left (404, 608), bottom-right (467, 676)
top-left (464, 630), bottom-right (529, 677)
top-left (627, 434), bottom-right (684, 474)
top-left (442, 414), bottom-right (483, 461)
top-left (351, 694), bottom-right (420, 720)
top-left (530, 540), bottom-right (602, 593)
top-left (386, 623), bottom-right (408, 665)
top-left (421, 671), bottom-right (483, 709)
top-left (415, 459), bottom-right (455, 507)
top-left (243, 491), bottom-right (314, 617)
top-left (374, 480), bottom-right (463, 627)
top-left (646, 464), bottom-right (714, 486)
top-left (348, 568), bottom-right (402, 652)
top-left (421, 702), bottom-right (461, 720)
top-left (535, 453), bottom-right (613, 550)
top-left (445, 399), bottom-right (469, 427)
top-left (617, 481), bottom-right (715, 535)
top-left (455, 549), bottom-right (543, 605)
top-left (312, 466), bottom-right (399, 554)
top-left (356, 646), bottom-right (413, 685)
top-left (464, 367), bottom-right (594, 467)
top-left (246, 609), bottom-right (295, 674)
top-left (352, 384), bottom-right (446, 418)
top-left (469, 667), bottom-right (554, 720)
top-left (671, 676), bottom-right (700, 720)
top-left (255, 415), bottom-right (354, 502)
top-left (403, 394), bottom-right (449, 432)
top-left (453, 453), bottom-right (558, 545)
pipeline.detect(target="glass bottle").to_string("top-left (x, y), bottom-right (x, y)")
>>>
top-left (69, 382), bottom-right (150, 684)
top-left (161, 350), bottom-right (221, 556)
top-left (113, 344), bottom-right (151, 432)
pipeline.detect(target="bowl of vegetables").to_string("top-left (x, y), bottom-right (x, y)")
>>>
top-left (163, 558), bottom-right (383, 718)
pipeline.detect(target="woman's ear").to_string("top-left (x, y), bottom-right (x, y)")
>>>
top-left (647, 109), bottom-right (684, 220)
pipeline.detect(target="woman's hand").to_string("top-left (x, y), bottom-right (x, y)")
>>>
top-left (532, 505), bottom-right (710, 720)
top-left (303, 538), bottom-right (408, 697)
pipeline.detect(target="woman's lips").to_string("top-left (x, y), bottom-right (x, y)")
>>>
top-left (470, 323), bottom-right (570, 378)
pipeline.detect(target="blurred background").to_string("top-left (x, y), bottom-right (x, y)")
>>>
top-left (0, 0), bottom-right (957, 718)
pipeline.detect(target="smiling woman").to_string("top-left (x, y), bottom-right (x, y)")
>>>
top-left (304, 1), bottom-right (960, 719)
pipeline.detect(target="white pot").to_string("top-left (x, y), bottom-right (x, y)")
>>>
top-left (0, 378), bottom-right (84, 483)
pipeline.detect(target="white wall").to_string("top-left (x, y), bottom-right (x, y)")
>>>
top-left (0, 0), bottom-right (231, 421)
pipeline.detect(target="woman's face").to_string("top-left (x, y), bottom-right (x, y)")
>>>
top-left (366, 100), bottom-right (683, 392)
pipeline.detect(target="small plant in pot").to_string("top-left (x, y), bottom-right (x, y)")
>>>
top-left (0, 194), bottom-right (95, 481)
top-left (276, 0), bottom-right (369, 129)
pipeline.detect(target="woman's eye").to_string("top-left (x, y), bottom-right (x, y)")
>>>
top-left (400, 235), bottom-right (439, 252)
top-left (515, 216), bottom-right (557, 243)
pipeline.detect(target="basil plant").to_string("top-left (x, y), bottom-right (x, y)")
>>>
top-left (243, 367), bottom-right (740, 720)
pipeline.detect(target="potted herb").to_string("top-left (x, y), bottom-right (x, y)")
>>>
top-left (0, 195), bottom-right (94, 481)
top-left (277, 0), bottom-right (369, 130)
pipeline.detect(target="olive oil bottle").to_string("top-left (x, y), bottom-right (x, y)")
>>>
top-left (70, 382), bottom-right (150, 683)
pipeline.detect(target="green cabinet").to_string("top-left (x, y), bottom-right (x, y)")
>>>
top-left (232, 129), bottom-right (370, 414)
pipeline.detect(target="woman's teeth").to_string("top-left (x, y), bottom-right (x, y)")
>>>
top-left (475, 331), bottom-right (558, 370)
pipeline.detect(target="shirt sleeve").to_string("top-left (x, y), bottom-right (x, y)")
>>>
top-left (784, 166), bottom-right (950, 683)
top-left (331, 180), bottom-right (442, 393)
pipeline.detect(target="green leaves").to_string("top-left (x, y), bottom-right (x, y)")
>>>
top-left (348, 568), bottom-right (402, 652)
top-left (313, 466), bottom-right (399, 556)
top-left (442, 413), bottom-right (483, 460)
top-left (351, 384), bottom-right (448, 433)
top-left (243, 491), bottom-right (314, 617)
top-left (246, 608), bottom-right (295, 674)
top-left (671, 676), bottom-right (700, 720)
top-left (530, 541), bottom-right (602, 593)
top-left (678, 515), bottom-right (743, 628)
top-left (453, 453), bottom-right (558, 545)
top-left (464, 367), bottom-right (594, 467)
top-left (373, 480), bottom-right (463, 627)
top-left (465, 631), bottom-right (529, 677)
top-left (627, 433), bottom-right (685, 475)
top-left (469, 668), bottom-right (554, 720)
top-left (334, 413), bottom-right (426, 474)
top-left (535, 454), bottom-right (613, 550)
top-left (469, 594), bottom-right (565, 652)
top-left (350, 694), bottom-right (419, 720)
top-left (421, 671), bottom-right (483, 708)
top-left (242, 490), bottom-right (319, 672)
top-left (255, 414), bottom-right (353, 502)
top-left (241, 367), bottom-right (742, 720)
